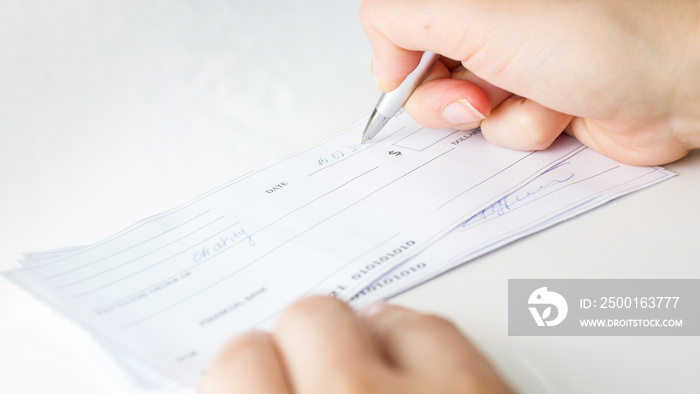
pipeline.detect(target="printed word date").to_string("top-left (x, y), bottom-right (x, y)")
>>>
top-left (265, 182), bottom-right (288, 194)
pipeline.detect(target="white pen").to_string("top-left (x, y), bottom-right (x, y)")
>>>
top-left (361, 51), bottom-right (440, 143)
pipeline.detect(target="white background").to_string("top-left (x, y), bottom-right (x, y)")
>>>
top-left (1, 1), bottom-right (699, 393)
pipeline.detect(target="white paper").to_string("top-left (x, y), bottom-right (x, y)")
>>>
top-left (4, 113), bottom-right (590, 385)
top-left (350, 148), bottom-right (675, 305)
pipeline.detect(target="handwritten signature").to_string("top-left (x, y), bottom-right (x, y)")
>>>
top-left (192, 227), bottom-right (255, 263)
top-left (461, 162), bottom-right (575, 229)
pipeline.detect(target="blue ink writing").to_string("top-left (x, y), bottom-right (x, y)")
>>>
top-left (192, 227), bottom-right (255, 263)
top-left (317, 144), bottom-right (362, 167)
top-left (461, 162), bottom-right (574, 229)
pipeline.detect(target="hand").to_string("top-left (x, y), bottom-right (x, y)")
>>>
top-left (199, 296), bottom-right (512, 393)
top-left (360, 0), bottom-right (700, 166)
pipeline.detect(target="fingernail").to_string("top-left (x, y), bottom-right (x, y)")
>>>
top-left (358, 301), bottom-right (391, 319)
top-left (443, 99), bottom-right (486, 125)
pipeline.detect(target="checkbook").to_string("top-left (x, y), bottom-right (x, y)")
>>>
top-left (4, 112), bottom-right (674, 388)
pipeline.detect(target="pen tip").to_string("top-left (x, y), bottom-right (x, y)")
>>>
top-left (361, 110), bottom-right (391, 144)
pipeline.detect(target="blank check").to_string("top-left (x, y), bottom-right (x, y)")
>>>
top-left (3, 112), bottom-right (673, 386)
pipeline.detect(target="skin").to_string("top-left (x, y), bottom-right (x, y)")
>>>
top-left (360, 0), bottom-right (700, 166)
top-left (199, 296), bottom-right (513, 393)
top-left (201, 1), bottom-right (700, 392)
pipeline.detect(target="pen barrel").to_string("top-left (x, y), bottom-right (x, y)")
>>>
top-left (374, 51), bottom-right (439, 116)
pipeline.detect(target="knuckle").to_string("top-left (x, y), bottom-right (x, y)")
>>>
top-left (370, 306), bottom-right (459, 337)
top-left (415, 313), bottom-right (459, 333)
top-left (525, 129), bottom-right (556, 150)
top-left (517, 113), bottom-right (563, 150)
top-left (517, 114), bottom-right (550, 149)
top-left (278, 296), bottom-right (348, 326)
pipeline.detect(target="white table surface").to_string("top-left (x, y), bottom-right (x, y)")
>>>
top-left (1, 1), bottom-right (698, 393)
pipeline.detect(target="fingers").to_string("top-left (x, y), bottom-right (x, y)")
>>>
top-left (403, 67), bottom-right (510, 130)
top-left (361, 0), bottom-right (575, 149)
top-left (200, 330), bottom-right (291, 394)
top-left (360, 0), bottom-right (525, 94)
top-left (358, 302), bottom-right (513, 393)
top-left (202, 297), bottom-right (513, 394)
top-left (404, 78), bottom-right (489, 130)
top-left (567, 118), bottom-right (692, 166)
top-left (273, 296), bottom-right (390, 393)
top-left (358, 302), bottom-right (475, 370)
top-left (481, 97), bottom-right (574, 151)
top-left (359, 0), bottom-right (632, 120)
top-left (360, 0), bottom-right (423, 91)
top-left (401, 66), bottom-right (573, 151)
top-left (368, 41), bottom-right (424, 92)
top-left (359, 0), bottom-right (488, 92)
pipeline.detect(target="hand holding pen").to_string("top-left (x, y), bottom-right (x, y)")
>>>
top-left (359, 0), bottom-right (700, 166)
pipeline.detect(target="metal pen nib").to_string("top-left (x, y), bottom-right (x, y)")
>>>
top-left (361, 108), bottom-right (391, 144)
top-left (359, 51), bottom-right (439, 144)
